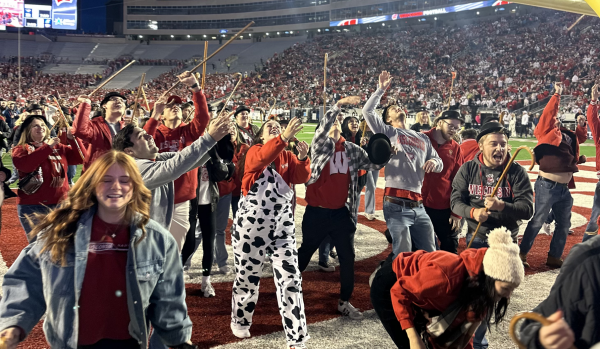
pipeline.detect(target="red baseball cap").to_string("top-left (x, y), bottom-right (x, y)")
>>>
top-left (167, 95), bottom-right (183, 105)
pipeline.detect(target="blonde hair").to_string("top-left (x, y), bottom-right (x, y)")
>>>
top-left (14, 113), bottom-right (28, 127)
top-left (17, 117), bottom-right (50, 147)
top-left (416, 111), bottom-right (430, 126)
top-left (30, 150), bottom-right (152, 266)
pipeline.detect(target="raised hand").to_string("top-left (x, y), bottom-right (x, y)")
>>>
top-left (46, 137), bottom-right (60, 148)
top-left (151, 93), bottom-right (169, 120)
top-left (592, 83), bottom-right (599, 101)
top-left (337, 95), bottom-right (361, 106)
top-left (207, 115), bottom-right (231, 141)
top-left (554, 82), bottom-right (563, 95)
top-left (379, 71), bottom-right (393, 90)
top-left (282, 117), bottom-right (303, 141)
top-left (178, 71), bottom-right (199, 88)
top-left (77, 95), bottom-right (91, 105)
top-left (296, 141), bottom-right (309, 160)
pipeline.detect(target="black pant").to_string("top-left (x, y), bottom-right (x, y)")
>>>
top-left (298, 205), bottom-right (355, 301)
top-left (370, 253), bottom-right (410, 348)
top-left (78, 338), bottom-right (140, 349)
top-left (425, 206), bottom-right (458, 254)
top-left (519, 124), bottom-right (529, 137)
top-left (182, 203), bottom-right (217, 276)
top-left (181, 198), bottom-right (199, 266)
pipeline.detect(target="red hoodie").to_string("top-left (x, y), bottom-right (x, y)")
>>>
top-left (391, 248), bottom-right (487, 335)
top-left (422, 129), bottom-right (464, 210)
top-left (143, 91), bottom-right (210, 204)
top-left (242, 135), bottom-right (311, 196)
top-left (586, 101), bottom-right (599, 176)
top-left (460, 139), bottom-right (479, 162)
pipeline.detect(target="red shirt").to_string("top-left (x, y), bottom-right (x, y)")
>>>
top-left (305, 137), bottom-right (351, 209)
top-left (460, 139), bottom-right (479, 162)
top-left (384, 187), bottom-right (422, 202)
top-left (144, 91), bottom-right (210, 204)
top-left (242, 135), bottom-right (311, 196)
top-left (231, 144), bottom-right (250, 197)
top-left (12, 139), bottom-right (85, 205)
top-left (422, 129), bottom-right (464, 210)
top-left (78, 215), bottom-right (131, 345)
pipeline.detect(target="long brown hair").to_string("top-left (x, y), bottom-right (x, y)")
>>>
top-left (17, 117), bottom-right (50, 146)
top-left (29, 150), bottom-right (152, 265)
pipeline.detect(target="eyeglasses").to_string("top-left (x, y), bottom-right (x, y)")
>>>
top-left (442, 120), bottom-right (461, 131)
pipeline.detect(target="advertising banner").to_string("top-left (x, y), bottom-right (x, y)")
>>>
top-left (24, 4), bottom-right (51, 28)
top-left (52, 0), bottom-right (76, 30)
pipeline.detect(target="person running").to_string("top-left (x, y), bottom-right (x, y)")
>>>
top-left (0, 151), bottom-right (196, 349)
top-left (230, 117), bottom-right (311, 349)
top-left (363, 71), bottom-right (443, 257)
top-left (519, 83), bottom-right (587, 268)
top-left (370, 227), bottom-right (523, 349)
top-left (298, 95), bottom-right (386, 320)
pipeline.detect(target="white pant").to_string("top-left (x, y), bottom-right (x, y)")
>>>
top-left (169, 201), bottom-right (190, 252)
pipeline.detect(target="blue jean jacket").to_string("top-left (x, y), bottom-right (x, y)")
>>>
top-left (0, 206), bottom-right (192, 349)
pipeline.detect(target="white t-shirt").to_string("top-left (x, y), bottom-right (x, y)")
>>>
top-left (197, 165), bottom-right (211, 205)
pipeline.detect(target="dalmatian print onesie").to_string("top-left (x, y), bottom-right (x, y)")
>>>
top-left (231, 135), bottom-right (311, 347)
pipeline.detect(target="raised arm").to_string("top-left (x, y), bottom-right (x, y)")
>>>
top-left (71, 97), bottom-right (99, 144)
top-left (362, 71), bottom-right (397, 139)
top-left (587, 84), bottom-right (600, 146)
top-left (533, 84), bottom-right (562, 142)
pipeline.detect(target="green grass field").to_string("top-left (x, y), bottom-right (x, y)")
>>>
top-left (3, 126), bottom-right (593, 188)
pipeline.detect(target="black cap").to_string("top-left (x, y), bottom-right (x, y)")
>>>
top-left (26, 103), bottom-right (44, 113)
top-left (438, 109), bottom-right (464, 122)
top-left (366, 133), bottom-right (392, 165)
top-left (216, 102), bottom-right (230, 113)
top-left (476, 121), bottom-right (509, 142)
top-left (234, 105), bottom-right (251, 116)
top-left (100, 92), bottom-right (127, 106)
top-left (14, 115), bottom-right (49, 143)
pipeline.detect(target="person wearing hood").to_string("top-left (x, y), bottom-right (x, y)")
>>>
top-left (519, 82), bottom-right (587, 268)
top-left (73, 91), bottom-right (128, 172)
top-left (234, 105), bottom-right (259, 145)
top-left (421, 110), bottom-right (465, 254)
top-left (370, 227), bottom-right (524, 349)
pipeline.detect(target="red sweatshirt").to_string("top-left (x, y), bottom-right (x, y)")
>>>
top-left (460, 139), bottom-right (479, 162)
top-left (242, 135), bottom-right (311, 196)
top-left (72, 103), bottom-right (126, 173)
top-left (232, 143), bottom-right (250, 197)
top-left (305, 137), bottom-right (351, 209)
top-left (586, 101), bottom-right (599, 176)
top-left (390, 248), bottom-right (487, 334)
top-left (13, 139), bottom-right (85, 205)
top-left (422, 129), bottom-right (464, 210)
top-left (144, 91), bottom-right (210, 204)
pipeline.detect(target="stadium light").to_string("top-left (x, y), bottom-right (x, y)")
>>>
top-left (212, 37), bottom-right (216, 39)
top-left (171, 35), bottom-right (174, 38)
top-left (266, 33), bottom-right (269, 35)
top-left (249, 33), bottom-right (252, 36)
top-left (139, 35), bottom-right (143, 38)
top-left (434, 17), bottom-right (437, 20)
top-left (318, 29), bottom-right (321, 32)
top-left (477, 11), bottom-right (480, 15)
top-left (187, 35), bottom-right (190, 38)
top-left (382, 23), bottom-right (385, 26)
top-left (277, 32), bottom-right (280, 35)
top-left (290, 31), bottom-right (293, 34)
top-left (203, 34), bottom-right (206, 37)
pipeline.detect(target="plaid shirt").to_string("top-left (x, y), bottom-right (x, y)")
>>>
top-left (307, 105), bottom-right (385, 223)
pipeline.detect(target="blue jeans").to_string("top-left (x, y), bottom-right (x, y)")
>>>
top-left (364, 170), bottom-right (379, 215)
top-left (474, 321), bottom-right (489, 349)
top-left (67, 165), bottom-right (77, 185)
top-left (17, 204), bottom-right (57, 241)
top-left (149, 330), bottom-right (167, 349)
top-left (583, 181), bottom-right (600, 242)
top-left (214, 193), bottom-right (232, 268)
top-left (383, 200), bottom-right (436, 257)
top-left (520, 179), bottom-right (572, 258)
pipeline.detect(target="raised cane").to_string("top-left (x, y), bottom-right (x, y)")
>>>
top-left (509, 312), bottom-right (577, 349)
top-left (467, 146), bottom-right (535, 248)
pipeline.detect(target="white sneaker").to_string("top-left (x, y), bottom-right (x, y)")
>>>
top-left (230, 322), bottom-right (250, 339)
top-left (365, 213), bottom-right (375, 221)
top-left (542, 223), bottom-right (553, 235)
top-left (201, 279), bottom-right (216, 297)
top-left (183, 271), bottom-right (192, 282)
top-left (338, 300), bottom-right (363, 320)
top-left (219, 265), bottom-right (232, 275)
top-left (318, 263), bottom-right (335, 272)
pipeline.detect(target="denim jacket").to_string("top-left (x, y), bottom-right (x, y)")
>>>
top-left (0, 206), bottom-right (192, 349)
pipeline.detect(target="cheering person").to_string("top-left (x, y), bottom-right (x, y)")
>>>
top-left (230, 117), bottom-right (311, 349)
top-left (0, 150), bottom-right (196, 349)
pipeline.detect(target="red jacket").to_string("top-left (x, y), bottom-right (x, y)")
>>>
top-left (144, 91), bottom-right (210, 204)
top-left (422, 129), bottom-right (464, 210)
top-left (72, 103), bottom-right (126, 172)
top-left (231, 143), bottom-right (250, 197)
top-left (586, 101), bottom-right (599, 175)
top-left (460, 139), bottom-right (479, 162)
top-left (13, 139), bottom-right (85, 205)
top-left (390, 248), bottom-right (487, 335)
top-left (242, 135), bottom-right (311, 196)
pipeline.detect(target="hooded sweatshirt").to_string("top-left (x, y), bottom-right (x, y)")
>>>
top-left (390, 248), bottom-right (487, 331)
top-left (450, 154), bottom-right (533, 241)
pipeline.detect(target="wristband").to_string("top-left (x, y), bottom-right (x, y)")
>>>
top-left (190, 83), bottom-right (199, 89)
top-left (470, 207), bottom-right (475, 219)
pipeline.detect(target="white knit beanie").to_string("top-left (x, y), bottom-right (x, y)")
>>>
top-left (482, 227), bottom-right (525, 286)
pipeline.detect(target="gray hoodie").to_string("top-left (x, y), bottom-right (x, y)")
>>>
top-left (136, 133), bottom-right (215, 229)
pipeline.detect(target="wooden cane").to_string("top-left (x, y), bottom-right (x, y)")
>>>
top-left (216, 73), bottom-right (244, 120)
top-left (509, 312), bottom-right (577, 349)
top-left (51, 98), bottom-right (85, 161)
top-left (447, 72), bottom-right (456, 110)
top-left (266, 96), bottom-right (277, 121)
top-left (163, 22), bottom-right (254, 95)
top-left (141, 85), bottom-right (150, 111)
top-left (467, 146), bottom-right (535, 249)
top-left (130, 73), bottom-right (146, 125)
top-left (567, 14), bottom-right (586, 32)
top-left (89, 60), bottom-right (136, 97)
top-left (201, 41), bottom-right (208, 90)
top-left (323, 53), bottom-right (328, 107)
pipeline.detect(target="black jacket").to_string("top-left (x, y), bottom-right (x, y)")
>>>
top-left (451, 155), bottom-right (533, 241)
top-left (519, 236), bottom-right (600, 349)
